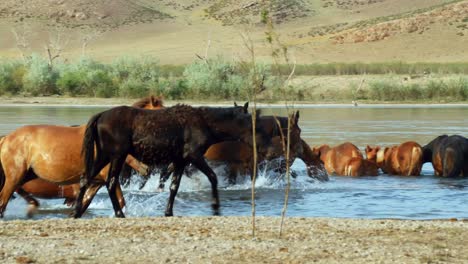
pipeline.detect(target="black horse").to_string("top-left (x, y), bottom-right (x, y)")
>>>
top-left (76, 103), bottom-right (265, 218)
top-left (156, 112), bottom-right (327, 189)
top-left (423, 135), bottom-right (468, 177)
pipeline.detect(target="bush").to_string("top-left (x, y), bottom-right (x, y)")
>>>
top-left (22, 54), bottom-right (59, 96)
top-left (111, 56), bottom-right (161, 98)
top-left (0, 60), bottom-right (24, 95)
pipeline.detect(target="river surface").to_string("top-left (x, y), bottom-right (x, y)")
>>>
top-left (1, 105), bottom-right (467, 220)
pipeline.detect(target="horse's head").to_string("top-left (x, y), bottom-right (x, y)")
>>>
top-left (312, 144), bottom-right (330, 161)
top-left (365, 145), bottom-right (381, 163)
top-left (199, 106), bottom-right (257, 146)
top-left (233, 102), bottom-right (249, 114)
top-left (132, 95), bottom-right (164, 110)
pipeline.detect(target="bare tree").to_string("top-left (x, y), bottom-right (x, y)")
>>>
top-left (11, 23), bottom-right (33, 62)
top-left (44, 26), bottom-right (70, 70)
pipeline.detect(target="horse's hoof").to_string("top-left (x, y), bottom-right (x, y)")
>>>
top-left (71, 211), bottom-right (82, 219)
top-left (157, 187), bottom-right (165, 193)
top-left (165, 211), bottom-right (173, 217)
top-left (26, 204), bottom-right (38, 218)
top-left (116, 212), bottom-right (125, 218)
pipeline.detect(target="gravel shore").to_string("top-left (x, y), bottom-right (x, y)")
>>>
top-left (0, 217), bottom-right (467, 263)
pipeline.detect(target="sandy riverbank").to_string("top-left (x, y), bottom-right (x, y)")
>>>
top-left (0, 217), bottom-right (467, 263)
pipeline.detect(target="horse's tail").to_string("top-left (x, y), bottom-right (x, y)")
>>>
top-left (443, 147), bottom-right (462, 177)
top-left (82, 113), bottom-right (103, 181)
top-left (0, 136), bottom-right (6, 193)
top-left (407, 146), bottom-right (422, 176)
top-left (344, 162), bottom-right (352, 176)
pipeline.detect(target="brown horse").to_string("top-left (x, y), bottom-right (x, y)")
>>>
top-left (76, 103), bottom-right (264, 217)
top-left (422, 135), bottom-right (468, 177)
top-left (313, 142), bottom-right (362, 176)
top-left (366, 141), bottom-right (423, 176)
top-left (0, 96), bottom-right (163, 218)
top-left (344, 146), bottom-right (379, 177)
top-left (155, 112), bottom-right (326, 189)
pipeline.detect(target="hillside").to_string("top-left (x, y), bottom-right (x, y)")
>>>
top-left (0, 0), bottom-right (466, 64)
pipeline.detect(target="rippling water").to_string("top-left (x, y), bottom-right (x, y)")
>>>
top-left (1, 105), bottom-right (468, 220)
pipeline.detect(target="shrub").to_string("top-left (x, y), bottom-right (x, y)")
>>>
top-left (0, 60), bottom-right (24, 95)
top-left (22, 54), bottom-right (59, 96)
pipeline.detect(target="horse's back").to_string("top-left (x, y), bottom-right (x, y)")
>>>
top-left (205, 141), bottom-right (252, 162)
top-left (1, 125), bottom-right (86, 183)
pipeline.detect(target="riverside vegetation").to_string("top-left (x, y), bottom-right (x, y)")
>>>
top-left (0, 55), bottom-right (467, 103)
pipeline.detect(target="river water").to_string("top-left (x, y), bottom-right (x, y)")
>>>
top-left (1, 105), bottom-right (467, 220)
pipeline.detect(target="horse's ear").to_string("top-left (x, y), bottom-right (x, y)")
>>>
top-left (234, 102), bottom-right (238, 107)
top-left (366, 145), bottom-right (371, 152)
top-left (243, 102), bottom-right (249, 113)
top-left (294, 110), bottom-right (300, 124)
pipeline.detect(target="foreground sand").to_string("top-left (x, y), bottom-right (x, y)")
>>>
top-left (0, 217), bottom-right (467, 263)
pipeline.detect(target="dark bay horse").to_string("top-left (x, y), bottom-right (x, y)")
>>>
top-left (76, 103), bottom-right (262, 218)
top-left (155, 112), bottom-right (326, 189)
top-left (422, 135), bottom-right (468, 177)
top-left (0, 96), bottom-right (163, 218)
top-left (366, 141), bottom-right (423, 176)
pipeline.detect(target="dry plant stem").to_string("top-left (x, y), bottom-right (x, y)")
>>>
top-left (241, 31), bottom-right (258, 238)
top-left (251, 100), bottom-right (257, 238)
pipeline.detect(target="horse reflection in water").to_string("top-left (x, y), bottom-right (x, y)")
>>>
top-left (0, 96), bottom-right (163, 217)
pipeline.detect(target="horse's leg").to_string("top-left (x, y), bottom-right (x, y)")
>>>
top-left (164, 164), bottom-right (185, 217)
top-left (16, 187), bottom-right (40, 218)
top-left (73, 156), bottom-right (108, 218)
top-left (106, 156), bottom-right (127, 218)
top-left (125, 155), bottom-right (149, 176)
top-left (189, 157), bottom-right (220, 215)
top-left (0, 168), bottom-right (25, 218)
top-left (157, 164), bottom-right (173, 192)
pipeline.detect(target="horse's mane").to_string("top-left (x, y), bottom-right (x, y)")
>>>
top-left (131, 95), bottom-right (164, 108)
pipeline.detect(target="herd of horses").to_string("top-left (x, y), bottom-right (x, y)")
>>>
top-left (0, 95), bottom-right (467, 218)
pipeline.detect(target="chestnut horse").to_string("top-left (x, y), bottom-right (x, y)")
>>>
top-left (313, 142), bottom-right (362, 176)
top-left (344, 146), bottom-right (379, 177)
top-left (0, 96), bottom-right (163, 218)
top-left (366, 141), bottom-right (423, 176)
top-left (422, 135), bottom-right (468, 177)
top-left (77, 103), bottom-right (264, 217)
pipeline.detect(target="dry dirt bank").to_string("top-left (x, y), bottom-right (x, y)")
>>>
top-left (0, 217), bottom-right (467, 263)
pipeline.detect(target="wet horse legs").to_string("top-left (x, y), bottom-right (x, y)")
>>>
top-left (164, 164), bottom-right (185, 216)
top-left (190, 157), bottom-right (220, 215)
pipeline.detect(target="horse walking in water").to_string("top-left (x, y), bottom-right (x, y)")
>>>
top-left (155, 112), bottom-right (326, 190)
top-left (76, 103), bottom-right (264, 218)
top-left (422, 135), bottom-right (468, 177)
top-left (0, 96), bottom-right (163, 218)
top-left (366, 141), bottom-right (423, 176)
top-left (312, 142), bottom-right (362, 176)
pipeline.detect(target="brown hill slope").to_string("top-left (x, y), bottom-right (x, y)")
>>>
top-left (0, 0), bottom-right (466, 64)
